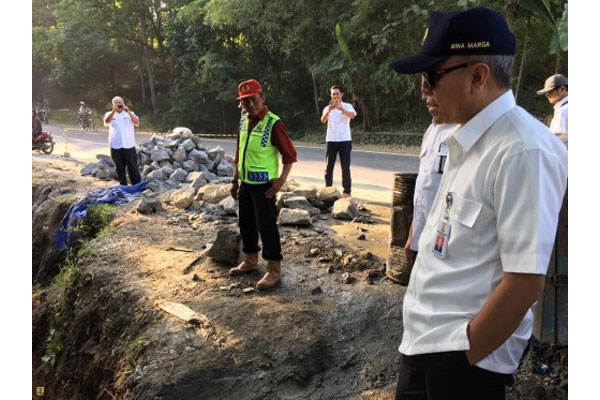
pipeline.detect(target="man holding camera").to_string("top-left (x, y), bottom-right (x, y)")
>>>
top-left (104, 96), bottom-right (141, 186)
top-left (320, 85), bottom-right (357, 197)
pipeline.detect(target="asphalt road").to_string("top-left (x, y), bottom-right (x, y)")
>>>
top-left (44, 124), bottom-right (419, 205)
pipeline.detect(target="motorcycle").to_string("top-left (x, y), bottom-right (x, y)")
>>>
top-left (78, 112), bottom-right (95, 130)
top-left (32, 131), bottom-right (55, 154)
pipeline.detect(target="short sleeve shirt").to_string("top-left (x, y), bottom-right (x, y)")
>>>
top-left (105, 110), bottom-right (139, 149)
top-left (322, 101), bottom-right (356, 142)
top-left (399, 90), bottom-right (568, 374)
top-left (549, 96), bottom-right (568, 134)
top-left (411, 123), bottom-right (460, 251)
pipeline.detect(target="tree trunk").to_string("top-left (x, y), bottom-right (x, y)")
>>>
top-left (311, 72), bottom-right (320, 119)
top-left (138, 61), bottom-right (146, 103)
top-left (555, 53), bottom-right (561, 74)
top-left (146, 60), bottom-right (157, 114)
top-left (515, 17), bottom-right (530, 102)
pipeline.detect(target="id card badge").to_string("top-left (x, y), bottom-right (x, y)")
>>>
top-left (432, 192), bottom-right (454, 259)
top-left (432, 221), bottom-right (451, 258)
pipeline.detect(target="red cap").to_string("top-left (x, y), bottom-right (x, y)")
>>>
top-left (237, 79), bottom-right (262, 100)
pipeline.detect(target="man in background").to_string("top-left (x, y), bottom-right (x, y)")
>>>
top-left (104, 96), bottom-right (141, 186)
top-left (320, 85), bottom-right (357, 197)
top-left (537, 73), bottom-right (568, 144)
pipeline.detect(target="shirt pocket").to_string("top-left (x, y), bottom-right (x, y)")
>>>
top-left (446, 195), bottom-right (483, 262)
top-left (450, 195), bottom-right (482, 228)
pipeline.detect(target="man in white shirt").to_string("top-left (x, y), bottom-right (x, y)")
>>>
top-left (404, 119), bottom-right (458, 266)
top-left (320, 85), bottom-right (357, 196)
top-left (104, 96), bottom-right (141, 186)
top-left (390, 7), bottom-right (568, 399)
top-left (537, 74), bottom-right (568, 144)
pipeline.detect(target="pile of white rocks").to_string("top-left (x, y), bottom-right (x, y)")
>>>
top-left (80, 127), bottom-right (235, 190)
top-left (137, 127), bottom-right (235, 190)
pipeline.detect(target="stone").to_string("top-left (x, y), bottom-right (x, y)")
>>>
top-left (208, 227), bottom-right (242, 265)
top-left (93, 165), bottom-right (116, 180)
top-left (203, 185), bottom-right (231, 204)
top-left (188, 149), bottom-right (210, 165)
top-left (159, 189), bottom-right (176, 205)
top-left (182, 159), bottom-right (199, 172)
top-left (212, 153), bottom-right (222, 167)
top-left (332, 198), bottom-right (358, 220)
top-left (172, 161), bottom-right (183, 169)
top-left (278, 208), bottom-right (312, 226)
top-left (150, 135), bottom-right (165, 145)
top-left (96, 154), bottom-right (115, 167)
top-left (160, 166), bottom-right (174, 178)
top-left (216, 160), bottom-right (234, 176)
top-left (137, 190), bottom-right (163, 214)
top-left (180, 138), bottom-right (196, 152)
top-left (311, 286), bottom-right (323, 295)
top-left (164, 179), bottom-right (181, 190)
top-left (189, 201), bottom-right (203, 211)
top-left (357, 234), bottom-right (366, 240)
top-left (282, 179), bottom-right (301, 192)
top-left (140, 152), bottom-right (151, 166)
top-left (150, 148), bottom-right (170, 162)
top-left (197, 163), bottom-right (209, 173)
top-left (146, 169), bottom-right (166, 182)
top-left (141, 165), bottom-right (153, 176)
top-left (195, 184), bottom-right (220, 201)
top-left (190, 175), bottom-right (209, 192)
top-left (292, 185), bottom-right (318, 203)
top-left (208, 146), bottom-right (225, 160)
top-left (202, 171), bottom-right (219, 182)
top-left (159, 160), bottom-right (173, 169)
top-left (80, 163), bottom-right (96, 176)
top-left (225, 155), bottom-right (234, 163)
top-left (172, 147), bottom-right (187, 163)
top-left (171, 127), bottom-right (192, 136)
top-left (165, 137), bottom-right (181, 148)
top-left (171, 187), bottom-right (196, 209)
top-left (276, 192), bottom-right (292, 212)
top-left (316, 187), bottom-right (342, 207)
top-left (150, 161), bottom-right (160, 170)
top-left (242, 287), bottom-right (255, 294)
top-left (283, 196), bottom-right (320, 216)
top-left (342, 272), bottom-right (356, 284)
top-left (219, 196), bottom-right (238, 215)
top-left (169, 168), bottom-right (189, 182)
top-left (186, 171), bottom-right (203, 183)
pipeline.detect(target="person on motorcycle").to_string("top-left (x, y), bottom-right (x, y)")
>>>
top-left (32, 109), bottom-right (43, 138)
top-left (78, 101), bottom-right (92, 116)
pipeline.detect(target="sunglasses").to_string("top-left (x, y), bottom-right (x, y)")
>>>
top-left (544, 88), bottom-right (557, 98)
top-left (422, 63), bottom-right (471, 90)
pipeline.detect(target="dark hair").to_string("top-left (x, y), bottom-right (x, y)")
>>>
top-left (330, 85), bottom-right (342, 92)
top-left (32, 109), bottom-right (37, 117)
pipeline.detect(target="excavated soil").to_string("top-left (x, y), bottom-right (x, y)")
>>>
top-left (31, 156), bottom-right (567, 400)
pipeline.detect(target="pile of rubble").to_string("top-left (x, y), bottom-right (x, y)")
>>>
top-left (80, 127), bottom-right (235, 189)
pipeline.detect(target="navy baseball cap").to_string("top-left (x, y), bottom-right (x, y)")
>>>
top-left (391, 7), bottom-right (516, 74)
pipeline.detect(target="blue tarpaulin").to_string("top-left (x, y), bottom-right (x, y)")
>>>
top-left (55, 181), bottom-right (148, 251)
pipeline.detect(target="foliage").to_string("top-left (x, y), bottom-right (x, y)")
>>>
top-left (74, 204), bottom-right (116, 239)
top-left (33, 0), bottom-right (568, 133)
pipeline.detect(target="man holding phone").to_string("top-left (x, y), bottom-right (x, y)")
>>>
top-left (320, 85), bottom-right (357, 197)
top-left (104, 96), bottom-right (141, 186)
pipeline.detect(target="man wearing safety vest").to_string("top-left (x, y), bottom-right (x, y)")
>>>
top-left (229, 79), bottom-right (297, 290)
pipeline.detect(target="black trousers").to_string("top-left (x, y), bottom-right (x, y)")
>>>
top-left (238, 182), bottom-right (282, 261)
top-left (395, 352), bottom-right (512, 400)
top-left (324, 141), bottom-right (352, 194)
top-left (111, 147), bottom-right (141, 186)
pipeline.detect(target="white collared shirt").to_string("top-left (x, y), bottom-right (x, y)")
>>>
top-left (105, 110), bottom-right (139, 149)
top-left (322, 101), bottom-right (356, 142)
top-left (399, 90), bottom-right (568, 374)
top-left (411, 122), bottom-right (460, 251)
top-left (549, 96), bottom-right (568, 134)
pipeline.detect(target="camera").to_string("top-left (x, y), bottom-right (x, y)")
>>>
top-left (118, 104), bottom-right (123, 109)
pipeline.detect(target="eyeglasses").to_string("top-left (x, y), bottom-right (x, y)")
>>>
top-left (544, 88), bottom-right (557, 98)
top-left (422, 63), bottom-right (470, 90)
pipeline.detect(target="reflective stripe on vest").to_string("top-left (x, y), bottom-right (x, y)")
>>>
top-left (238, 111), bottom-right (280, 184)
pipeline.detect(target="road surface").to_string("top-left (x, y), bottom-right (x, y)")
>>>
top-left (42, 124), bottom-right (419, 205)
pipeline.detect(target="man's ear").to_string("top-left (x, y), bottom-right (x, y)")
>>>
top-left (471, 63), bottom-right (491, 90)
